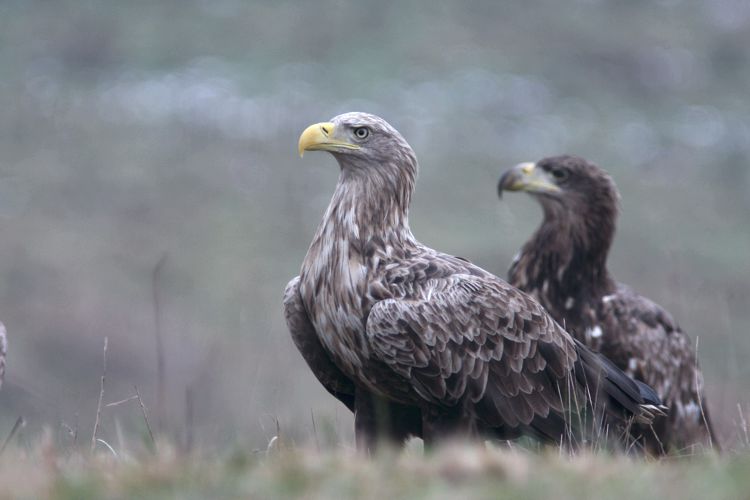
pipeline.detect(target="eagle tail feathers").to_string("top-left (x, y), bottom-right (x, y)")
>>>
top-left (573, 341), bottom-right (667, 426)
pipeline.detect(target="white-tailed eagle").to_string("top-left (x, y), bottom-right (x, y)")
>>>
top-left (285, 115), bottom-right (664, 451)
top-left (498, 155), bottom-right (715, 453)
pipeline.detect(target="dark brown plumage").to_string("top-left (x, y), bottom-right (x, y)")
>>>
top-left (498, 155), bottom-right (716, 454)
top-left (286, 115), bottom-right (664, 451)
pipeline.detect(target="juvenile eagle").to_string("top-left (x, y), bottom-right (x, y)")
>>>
top-left (498, 155), bottom-right (716, 453)
top-left (285, 114), bottom-right (663, 450)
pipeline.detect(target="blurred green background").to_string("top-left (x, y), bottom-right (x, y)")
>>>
top-left (0, 0), bottom-right (748, 451)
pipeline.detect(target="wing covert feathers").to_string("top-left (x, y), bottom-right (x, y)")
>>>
top-left (367, 273), bottom-right (663, 440)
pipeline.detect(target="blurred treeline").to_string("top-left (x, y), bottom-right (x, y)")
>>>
top-left (0, 0), bottom-right (748, 450)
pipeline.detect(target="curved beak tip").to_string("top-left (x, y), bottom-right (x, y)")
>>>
top-left (497, 162), bottom-right (538, 198)
top-left (298, 122), bottom-right (335, 158)
top-left (497, 170), bottom-right (518, 199)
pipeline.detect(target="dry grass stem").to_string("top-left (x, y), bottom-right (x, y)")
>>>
top-left (737, 403), bottom-right (749, 447)
top-left (152, 253), bottom-right (168, 433)
top-left (135, 385), bottom-right (156, 447)
top-left (311, 409), bottom-right (320, 453)
top-left (695, 337), bottom-right (714, 451)
top-left (0, 417), bottom-right (24, 455)
top-left (105, 395), bottom-right (140, 408)
top-left (90, 337), bottom-right (108, 453)
top-left (185, 385), bottom-right (194, 453)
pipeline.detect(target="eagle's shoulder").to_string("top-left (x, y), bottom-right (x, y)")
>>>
top-left (599, 283), bottom-right (680, 337)
top-left (596, 282), bottom-right (699, 401)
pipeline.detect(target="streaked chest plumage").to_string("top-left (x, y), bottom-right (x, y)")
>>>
top-left (296, 175), bottom-right (421, 394)
top-left (299, 231), bottom-right (373, 375)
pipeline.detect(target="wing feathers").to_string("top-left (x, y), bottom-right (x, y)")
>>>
top-left (367, 273), bottom-right (661, 441)
top-left (367, 275), bottom-right (579, 426)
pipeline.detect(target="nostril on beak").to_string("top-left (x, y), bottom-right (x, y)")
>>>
top-left (321, 125), bottom-right (330, 136)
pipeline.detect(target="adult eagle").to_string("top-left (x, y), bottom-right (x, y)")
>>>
top-left (498, 155), bottom-right (716, 453)
top-left (284, 114), bottom-right (663, 451)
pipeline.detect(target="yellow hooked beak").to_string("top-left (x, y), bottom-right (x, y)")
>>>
top-left (298, 122), bottom-right (361, 157)
top-left (497, 162), bottom-right (561, 198)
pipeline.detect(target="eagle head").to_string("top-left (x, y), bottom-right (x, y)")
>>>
top-left (298, 112), bottom-right (417, 175)
top-left (498, 155), bottom-right (619, 213)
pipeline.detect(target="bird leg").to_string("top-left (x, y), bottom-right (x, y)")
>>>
top-left (421, 404), bottom-right (479, 449)
top-left (354, 387), bottom-right (422, 453)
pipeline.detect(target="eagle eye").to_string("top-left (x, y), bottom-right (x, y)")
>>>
top-left (551, 168), bottom-right (569, 181)
top-left (353, 127), bottom-right (370, 140)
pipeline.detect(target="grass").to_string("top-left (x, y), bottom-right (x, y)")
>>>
top-left (0, 437), bottom-right (747, 500)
